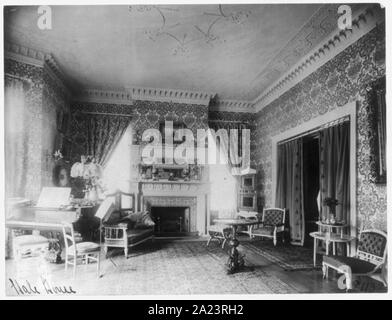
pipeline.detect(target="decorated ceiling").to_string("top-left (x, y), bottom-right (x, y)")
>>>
top-left (5, 4), bottom-right (364, 101)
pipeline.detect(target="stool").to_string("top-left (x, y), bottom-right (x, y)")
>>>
top-left (13, 234), bottom-right (50, 261)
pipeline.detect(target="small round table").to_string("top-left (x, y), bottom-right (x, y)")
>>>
top-left (213, 218), bottom-right (259, 274)
top-left (310, 231), bottom-right (356, 267)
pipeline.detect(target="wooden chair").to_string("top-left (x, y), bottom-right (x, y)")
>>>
top-left (62, 222), bottom-right (101, 278)
top-left (322, 229), bottom-right (387, 291)
top-left (250, 208), bottom-right (286, 246)
top-left (206, 210), bottom-right (232, 249)
top-left (236, 211), bottom-right (259, 238)
top-left (105, 190), bottom-right (135, 215)
top-left (207, 224), bottom-right (232, 249)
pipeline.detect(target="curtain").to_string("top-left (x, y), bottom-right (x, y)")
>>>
top-left (4, 77), bottom-right (28, 198)
top-left (208, 121), bottom-right (247, 218)
top-left (103, 125), bottom-right (134, 193)
top-left (209, 121), bottom-right (247, 168)
top-left (275, 139), bottom-right (304, 245)
top-left (85, 115), bottom-right (130, 166)
top-left (319, 122), bottom-right (350, 223)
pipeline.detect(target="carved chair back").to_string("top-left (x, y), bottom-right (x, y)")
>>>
top-left (262, 208), bottom-right (286, 226)
top-left (356, 229), bottom-right (387, 267)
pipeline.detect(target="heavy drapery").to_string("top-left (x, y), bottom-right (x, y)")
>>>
top-left (85, 114), bottom-right (130, 167)
top-left (208, 121), bottom-right (248, 168)
top-left (319, 121), bottom-right (350, 223)
top-left (4, 77), bottom-right (27, 198)
top-left (275, 139), bottom-right (304, 245)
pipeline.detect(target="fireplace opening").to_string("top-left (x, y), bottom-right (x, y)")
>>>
top-left (151, 206), bottom-right (193, 237)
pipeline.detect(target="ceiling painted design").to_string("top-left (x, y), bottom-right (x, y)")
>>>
top-left (4, 4), bottom-right (364, 101)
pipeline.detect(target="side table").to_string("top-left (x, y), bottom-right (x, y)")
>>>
top-left (310, 231), bottom-right (355, 267)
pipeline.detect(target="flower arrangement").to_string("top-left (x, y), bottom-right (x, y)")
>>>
top-left (53, 150), bottom-right (63, 162)
top-left (70, 155), bottom-right (105, 200)
top-left (323, 197), bottom-right (339, 224)
top-left (323, 197), bottom-right (339, 208)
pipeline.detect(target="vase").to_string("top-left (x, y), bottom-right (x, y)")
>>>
top-left (88, 188), bottom-right (99, 202)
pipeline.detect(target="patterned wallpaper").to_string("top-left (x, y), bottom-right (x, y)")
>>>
top-left (4, 59), bottom-right (70, 200)
top-left (42, 70), bottom-right (71, 188)
top-left (5, 59), bottom-right (44, 200)
top-left (69, 100), bottom-right (209, 162)
top-left (254, 24), bottom-right (386, 231)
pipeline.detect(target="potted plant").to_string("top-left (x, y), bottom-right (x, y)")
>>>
top-left (323, 197), bottom-right (339, 224)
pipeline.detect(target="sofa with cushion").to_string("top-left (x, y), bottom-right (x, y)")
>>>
top-left (103, 210), bottom-right (155, 258)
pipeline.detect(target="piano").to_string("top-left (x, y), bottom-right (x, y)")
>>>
top-left (6, 187), bottom-right (101, 242)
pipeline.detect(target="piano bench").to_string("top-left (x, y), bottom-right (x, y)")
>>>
top-left (13, 235), bottom-right (50, 260)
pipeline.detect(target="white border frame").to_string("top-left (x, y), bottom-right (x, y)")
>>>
top-left (271, 101), bottom-right (357, 249)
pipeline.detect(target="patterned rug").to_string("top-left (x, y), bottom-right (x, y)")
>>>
top-left (242, 240), bottom-right (321, 271)
top-left (94, 241), bottom-right (297, 295)
top-left (6, 241), bottom-right (298, 295)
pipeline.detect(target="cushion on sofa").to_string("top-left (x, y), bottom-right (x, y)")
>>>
top-left (323, 255), bottom-right (381, 274)
top-left (252, 226), bottom-right (274, 236)
top-left (126, 228), bottom-right (154, 245)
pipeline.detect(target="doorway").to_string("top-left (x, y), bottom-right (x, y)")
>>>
top-left (302, 135), bottom-right (320, 247)
top-left (272, 101), bottom-right (357, 247)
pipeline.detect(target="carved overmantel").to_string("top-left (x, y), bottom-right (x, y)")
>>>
top-left (140, 180), bottom-right (208, 195)
top-left (128, 144), bottom-right (211, 235)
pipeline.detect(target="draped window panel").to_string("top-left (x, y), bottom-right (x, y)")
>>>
top-left (208, 121), bottom-right (248, 168)
top-left (208, 121), bottom-right (248, 218)
top-left (275, 139), bottom-right (304, 245)
top-left (319, 121), bottom-right (350, 223)
top-left (4, 76), bottom-right (28, 198)
top-left (85, 114), bottom-right (131, 167)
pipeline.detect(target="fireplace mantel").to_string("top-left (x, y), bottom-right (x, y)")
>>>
top-left (130, 179), bottom-right (210, 236)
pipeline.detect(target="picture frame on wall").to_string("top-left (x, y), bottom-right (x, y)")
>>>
top-left (56, 108), bottom-right (70, 134)
top-left (369, 76), bottom-right (386, 184)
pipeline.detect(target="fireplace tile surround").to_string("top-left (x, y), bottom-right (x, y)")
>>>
top-left (132, 180), bottom-right (210, 236)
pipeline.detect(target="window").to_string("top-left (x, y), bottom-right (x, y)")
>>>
top-left (103, 125), bottom-right (134, 192)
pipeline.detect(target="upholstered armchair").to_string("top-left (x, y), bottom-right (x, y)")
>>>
top-left (322, 229), bottom-right (387, 292)
top-left (250, 208), bottom-right (286, 246)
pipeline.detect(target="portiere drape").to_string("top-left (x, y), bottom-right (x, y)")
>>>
top-left (319, 122), bottom-right (350, 223)
top-left (85, 115), bottom-right (130, 167)
top-left (4, 77), bottom-right (27, 197)
top-left (275, 139), bottom-right (304, 245)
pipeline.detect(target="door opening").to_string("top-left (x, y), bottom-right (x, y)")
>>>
top-left (302, 135), bottom-right (320, 247)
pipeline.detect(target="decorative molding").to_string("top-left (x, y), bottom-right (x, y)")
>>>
top-left (253, 4), bottom-right (385, 112)
top-left (75, 87), bottom-right (215, 106)
top-left (4, 41), bottom-right (47, 67)
top-left (129, 86), bottom-right (215, 106)
top-left (5, 41), bottom-right (72, 97)
top-left (43, 62), bottom-right (72, 100)
top-left (44, 55), bottom-right (72, 97)
top-left (141, 181), bottom-right (206, 194)
top-left (75, 88), bottom-right (134, 105)
top-left (210, 100), bottom-right (255, 113)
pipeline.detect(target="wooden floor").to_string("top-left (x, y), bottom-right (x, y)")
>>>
top-left (5, 238), bottom-right (386, 296)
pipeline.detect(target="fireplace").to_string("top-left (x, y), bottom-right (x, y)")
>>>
top-left (151, 206), bottom-right (195, 237)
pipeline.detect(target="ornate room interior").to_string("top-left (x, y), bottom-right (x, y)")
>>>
top-left (3, 3), bottom-right (387, 295)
